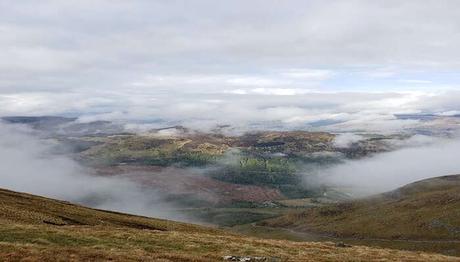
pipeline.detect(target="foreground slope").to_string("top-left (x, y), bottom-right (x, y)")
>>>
top-left (0, 189), bottom-right (457, 261)
top-left (262, 175), bottom-right (460, 241)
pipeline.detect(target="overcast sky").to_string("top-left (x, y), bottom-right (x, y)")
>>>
top-left (1, 1), bottom-right (460, 130)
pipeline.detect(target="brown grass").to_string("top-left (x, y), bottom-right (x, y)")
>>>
top-left (0, 188), bottom-right (458, 261)
top-left (262, 175), bottom-right (460, 241)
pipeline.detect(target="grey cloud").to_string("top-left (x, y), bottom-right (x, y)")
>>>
top-left (1, 1), bottom-right (460, 132)
top-left (1, 1), bottom-right (460, 91)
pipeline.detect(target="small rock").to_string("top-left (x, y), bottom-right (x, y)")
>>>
top-left (222, 255), bottom-right (280, 261)
top-left (335, 241), bottom-right (352, 248)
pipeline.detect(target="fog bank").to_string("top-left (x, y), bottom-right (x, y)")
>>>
top-left (312, 137), bottom-right (460, 196)
top-left (0, 123), bottom-right (185, 221)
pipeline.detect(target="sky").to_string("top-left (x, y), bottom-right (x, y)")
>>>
top-left (1, 0), bottom-right (460, 130)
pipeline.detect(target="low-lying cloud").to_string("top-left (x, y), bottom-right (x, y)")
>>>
top-left (3, 89), bottom-right (460, 135)
top-left (311, 137), bottom-right (460, 196)
top-left (0, 122), bottom-right (186, 221)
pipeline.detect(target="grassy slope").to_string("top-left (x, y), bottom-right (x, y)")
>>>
top-left (0, 189), bottom-right (457, 261)
top-left (262, 175), bottom-right (460, 241)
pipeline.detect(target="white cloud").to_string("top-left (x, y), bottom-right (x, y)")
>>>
top-left (333, 133), bottom-right (364, 147)
top-left (399, 79), bottom-right (433, 84)
top-left (438, 110), bottom-right (460, 116)
top-left (224, 88), bottom-right (314, 96)
top-left (1, 1), bottom-right (460, 134)
top-left (0, 123), bottom-right (186, 220)
top-left (315, 137), bottom-right (460, 196)
top-left (365, 69), bottom-right (397, 78)
top-left (5, 88), bottom-right (460, 135)
top-left (280, 69), bottom-right (333, 80)
top-left (130, 74), bottom-right (290, 89)
top-left (1, 1), bottom-right (460, 93)
top-left (225, 76), bottom-right (287, 87)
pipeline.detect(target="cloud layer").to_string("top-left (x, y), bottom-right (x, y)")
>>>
top-left (312, 137), bottom-right (460, 196)
top-left (1, 1), bottom-right (460, 131)
top-left (0, 123), bottom-right (185, 220)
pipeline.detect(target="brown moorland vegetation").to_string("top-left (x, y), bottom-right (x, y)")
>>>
top-left (262, 175), bottom-right (460, 241)
top-left (0, 188), bottom-right (459, 261)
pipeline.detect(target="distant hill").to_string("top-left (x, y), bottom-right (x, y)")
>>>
top-left (261, 175), bottom-right (460, 241)
top-left (1, 116), bottom-right (76, 129)
top-left (0, 188), bottom-right (455, 261)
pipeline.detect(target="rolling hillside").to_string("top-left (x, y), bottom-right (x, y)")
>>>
top-left (262, 175), bottom-right (460, 241)
top-left (0, 188), bottom-right (457, 261)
